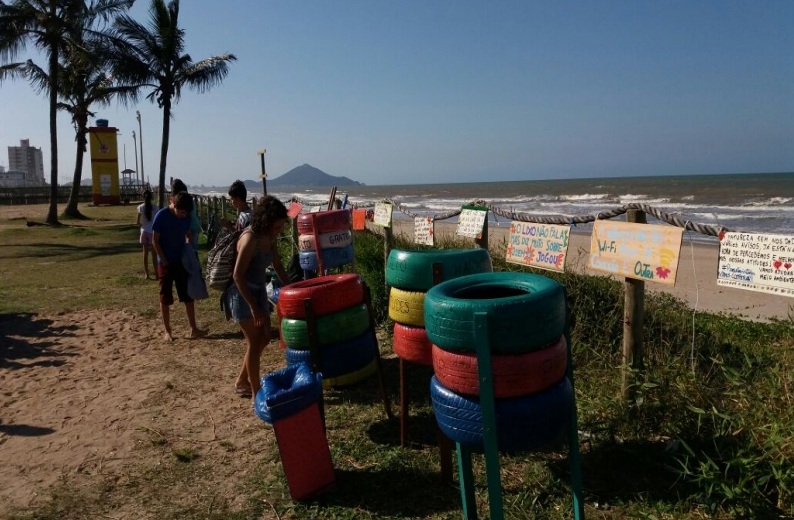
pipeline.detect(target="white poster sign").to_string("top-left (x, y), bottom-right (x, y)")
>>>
top-left (414, 216), bottom-right (434, 246)
top-left (717, 232), bottom-right (794, 298)
top-left (373, 203), bottom-right (393, 227)
top-left (456, 208), bottom-right (487, 239)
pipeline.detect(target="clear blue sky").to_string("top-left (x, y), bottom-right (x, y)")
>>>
top-left (1, 0), bottom-right (792, 187)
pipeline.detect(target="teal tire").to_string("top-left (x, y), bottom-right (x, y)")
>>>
top-left (424, 272), bottom-right (566, 353)
top-left (385, 249), bottom-right (492, 291)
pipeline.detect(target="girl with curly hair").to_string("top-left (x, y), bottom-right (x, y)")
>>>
top-left (223, 195), bottom-right (290, 399)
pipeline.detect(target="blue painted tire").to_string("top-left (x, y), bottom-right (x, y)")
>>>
top-left (385, 249), bottom-right (493, 292)
top-left (323, 358), bottom-right (377, 388)
top-left (285, 330), bottom-right (376, 379)
top-left (299, 244), bottom-right (354, 270)
top-left (280, 303), bottom-right (370, 350)
top-left (430, 375), bottom-right (572, 453)
top-left (424, 272), bottom-right (566, 353)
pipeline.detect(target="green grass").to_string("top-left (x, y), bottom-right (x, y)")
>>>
top-left (2, 204), bottom-right (793, 519)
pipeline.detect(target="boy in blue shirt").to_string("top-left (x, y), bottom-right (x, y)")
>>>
top-left (152, 191), bottom-right (208, 341)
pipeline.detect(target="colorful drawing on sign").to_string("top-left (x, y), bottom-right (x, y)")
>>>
top-left (456, 208), bottom-right (487, 239)
top-left (414, 216), bottom-right (434, 246)
top-left (588, 220), bottom-right (683, 285)
top-left (505, 221), bottom-right (570, 273)
top-left (373, 202), bottom-right (393, 227)
top-left (717, 232), bottom-right (794, 298)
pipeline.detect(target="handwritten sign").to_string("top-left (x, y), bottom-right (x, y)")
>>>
top-left (414, 216), bottom-right (434, 246)
top-left (456, 207), bottom-right (487, 239)
top-left (373, 202), bottom-right (393, 227)
top-left (505, 222), bottom-right (570, 272)
top-left (588, 220), bottom-right (683, 285)
top-left (717, 232), bottom-right (794, 298)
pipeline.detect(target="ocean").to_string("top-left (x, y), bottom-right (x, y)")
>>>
top-left (200, 172), bottom-right (794, 243)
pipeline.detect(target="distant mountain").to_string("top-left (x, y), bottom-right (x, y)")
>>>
top-left (267, 164), bottom-right (363, 187)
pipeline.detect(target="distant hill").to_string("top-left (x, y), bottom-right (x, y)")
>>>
top-left (267, 164), bottom-right (363, 187)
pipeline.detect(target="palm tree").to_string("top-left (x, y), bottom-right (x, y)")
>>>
top-left (111, 0), bottom-right (236, 208)
top-left (0, 0), bottom-right (131, 225)
top-left (58, 25), bottom-right (137, 218)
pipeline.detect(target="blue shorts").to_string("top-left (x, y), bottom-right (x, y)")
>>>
top-left (223, 283), bottom-right (268, 323)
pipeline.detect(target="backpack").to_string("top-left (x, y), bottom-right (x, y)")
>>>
top-left (206, 230), bottom-right (242, 291)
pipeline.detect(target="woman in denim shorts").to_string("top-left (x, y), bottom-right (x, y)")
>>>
top-left (223, 196), bottom-right (290, 399)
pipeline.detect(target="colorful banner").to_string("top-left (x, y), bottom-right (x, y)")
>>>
top-left (717, 232), bottom-right (794, 298)
top-left (588, 220), bottom-right (683, 285)
top-left (414, 216), bottom-right (434, 246)
top-left (505, 222), bottom-right (570, 272)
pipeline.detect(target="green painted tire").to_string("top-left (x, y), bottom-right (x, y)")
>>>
top-left (385, 249), bottom-right (492, 291)
top-left (280, 303), bottom-right (370, 349)
top-left (424, 272), bottom-right (566, 353)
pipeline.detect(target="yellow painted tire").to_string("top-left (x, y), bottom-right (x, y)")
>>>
top-left (388, 287), bottom-right (425, 326)
top-left (322, 359), bottom-right (377, 388)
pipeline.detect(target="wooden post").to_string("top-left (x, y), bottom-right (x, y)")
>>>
top-left (622, 209), bottom-right (646, 400)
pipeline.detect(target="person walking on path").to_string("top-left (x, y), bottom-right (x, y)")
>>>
top-left (222, 196), bottom-right (289, 399)
top-left (136, 189), bottom-right (159, 279)
top-left (152, 188), bottom-right (208, 342)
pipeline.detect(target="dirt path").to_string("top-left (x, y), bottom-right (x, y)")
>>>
top-left (0, 309), bottom-right (285, 517)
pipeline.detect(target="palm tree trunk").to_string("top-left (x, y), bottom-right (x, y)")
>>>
top-left (157, 100), bottom-right (172, 207)
top-left (63, 122), bottom-right (87, 219)
top-left (45, 17), bottom-right (60, 226)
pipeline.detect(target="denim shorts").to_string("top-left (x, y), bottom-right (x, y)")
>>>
top-left (223, 283), bottom-right (268, 323)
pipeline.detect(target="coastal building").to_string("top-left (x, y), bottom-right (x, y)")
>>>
top-left (7, 139), bottom-right (45, 186)
top-left (0, 168), bottom-right (27, 187)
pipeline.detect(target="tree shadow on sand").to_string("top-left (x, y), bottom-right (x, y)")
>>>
top-left (0, 313), bottom-right (78, 370)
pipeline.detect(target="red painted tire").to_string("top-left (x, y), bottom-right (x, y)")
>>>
top-left (297, 209), bottom-right (352, 234)
top-left (277, 274), bottom-right (364, 319)
top-left (392, 323), bottom-right (433, 366)
top-left (432, 335), bottom-right (567, 398)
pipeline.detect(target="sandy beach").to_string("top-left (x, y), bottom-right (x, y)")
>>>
top-left (389, 220), bottom-right (793, 323)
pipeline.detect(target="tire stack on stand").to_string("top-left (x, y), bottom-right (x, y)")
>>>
top-left (424, 272), bottom-right (574, 453)
top-left (385, 249), bottom-right (494, 367)
top-left (278, 274), bottom-right (379, 387)
top-left (296, 209), bottom-right (354, 275)
top-left (385, 248), bottom-right (493, 449)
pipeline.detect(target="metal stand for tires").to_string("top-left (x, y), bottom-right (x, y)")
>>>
top-left (456, 307), bottom-right (585, 520)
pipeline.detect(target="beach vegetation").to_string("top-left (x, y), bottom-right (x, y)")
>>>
top-left (1, 205), bottom-right (792, 519)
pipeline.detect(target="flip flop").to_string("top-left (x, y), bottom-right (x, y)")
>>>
top-left (235, 385), bottom-right (252, 398)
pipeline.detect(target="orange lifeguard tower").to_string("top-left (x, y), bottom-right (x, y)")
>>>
top-left (88, 119), bottom-right (121, 205)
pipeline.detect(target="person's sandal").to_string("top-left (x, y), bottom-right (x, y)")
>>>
top-left (234, 385), bottom-right (252, 398)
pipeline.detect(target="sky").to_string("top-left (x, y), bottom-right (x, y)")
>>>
top-left (1, 0), bottom-right (793, 187)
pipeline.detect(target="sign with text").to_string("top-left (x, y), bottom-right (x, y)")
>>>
top-left (456, 207), bottom-right (487, 239)
top-left (505, 222), bottom-right (570, 272)
top-left (373, 202), bottom-right (393, 227)
top-left (717, 232), bottom-right (794, 298)
top-left (414, 216), bottom-right (434, 246)
top-left (588, 220), bottom-right (683, 285)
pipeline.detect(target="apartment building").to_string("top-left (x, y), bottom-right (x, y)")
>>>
top-left (8, 139), bottom-right (45, 186)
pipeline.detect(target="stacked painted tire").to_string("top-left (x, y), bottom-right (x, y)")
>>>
top-left (385, 249), bottom-right (493, 366)
top-left (425, 272), bottom-right (573, 454)
top-left (278, 273), bottom-right (377, 388)
top-left (296, 209), bottom-right (354, 271)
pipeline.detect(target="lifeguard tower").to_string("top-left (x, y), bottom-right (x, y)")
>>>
top-left (88, 119), bottom-right (121, 205)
